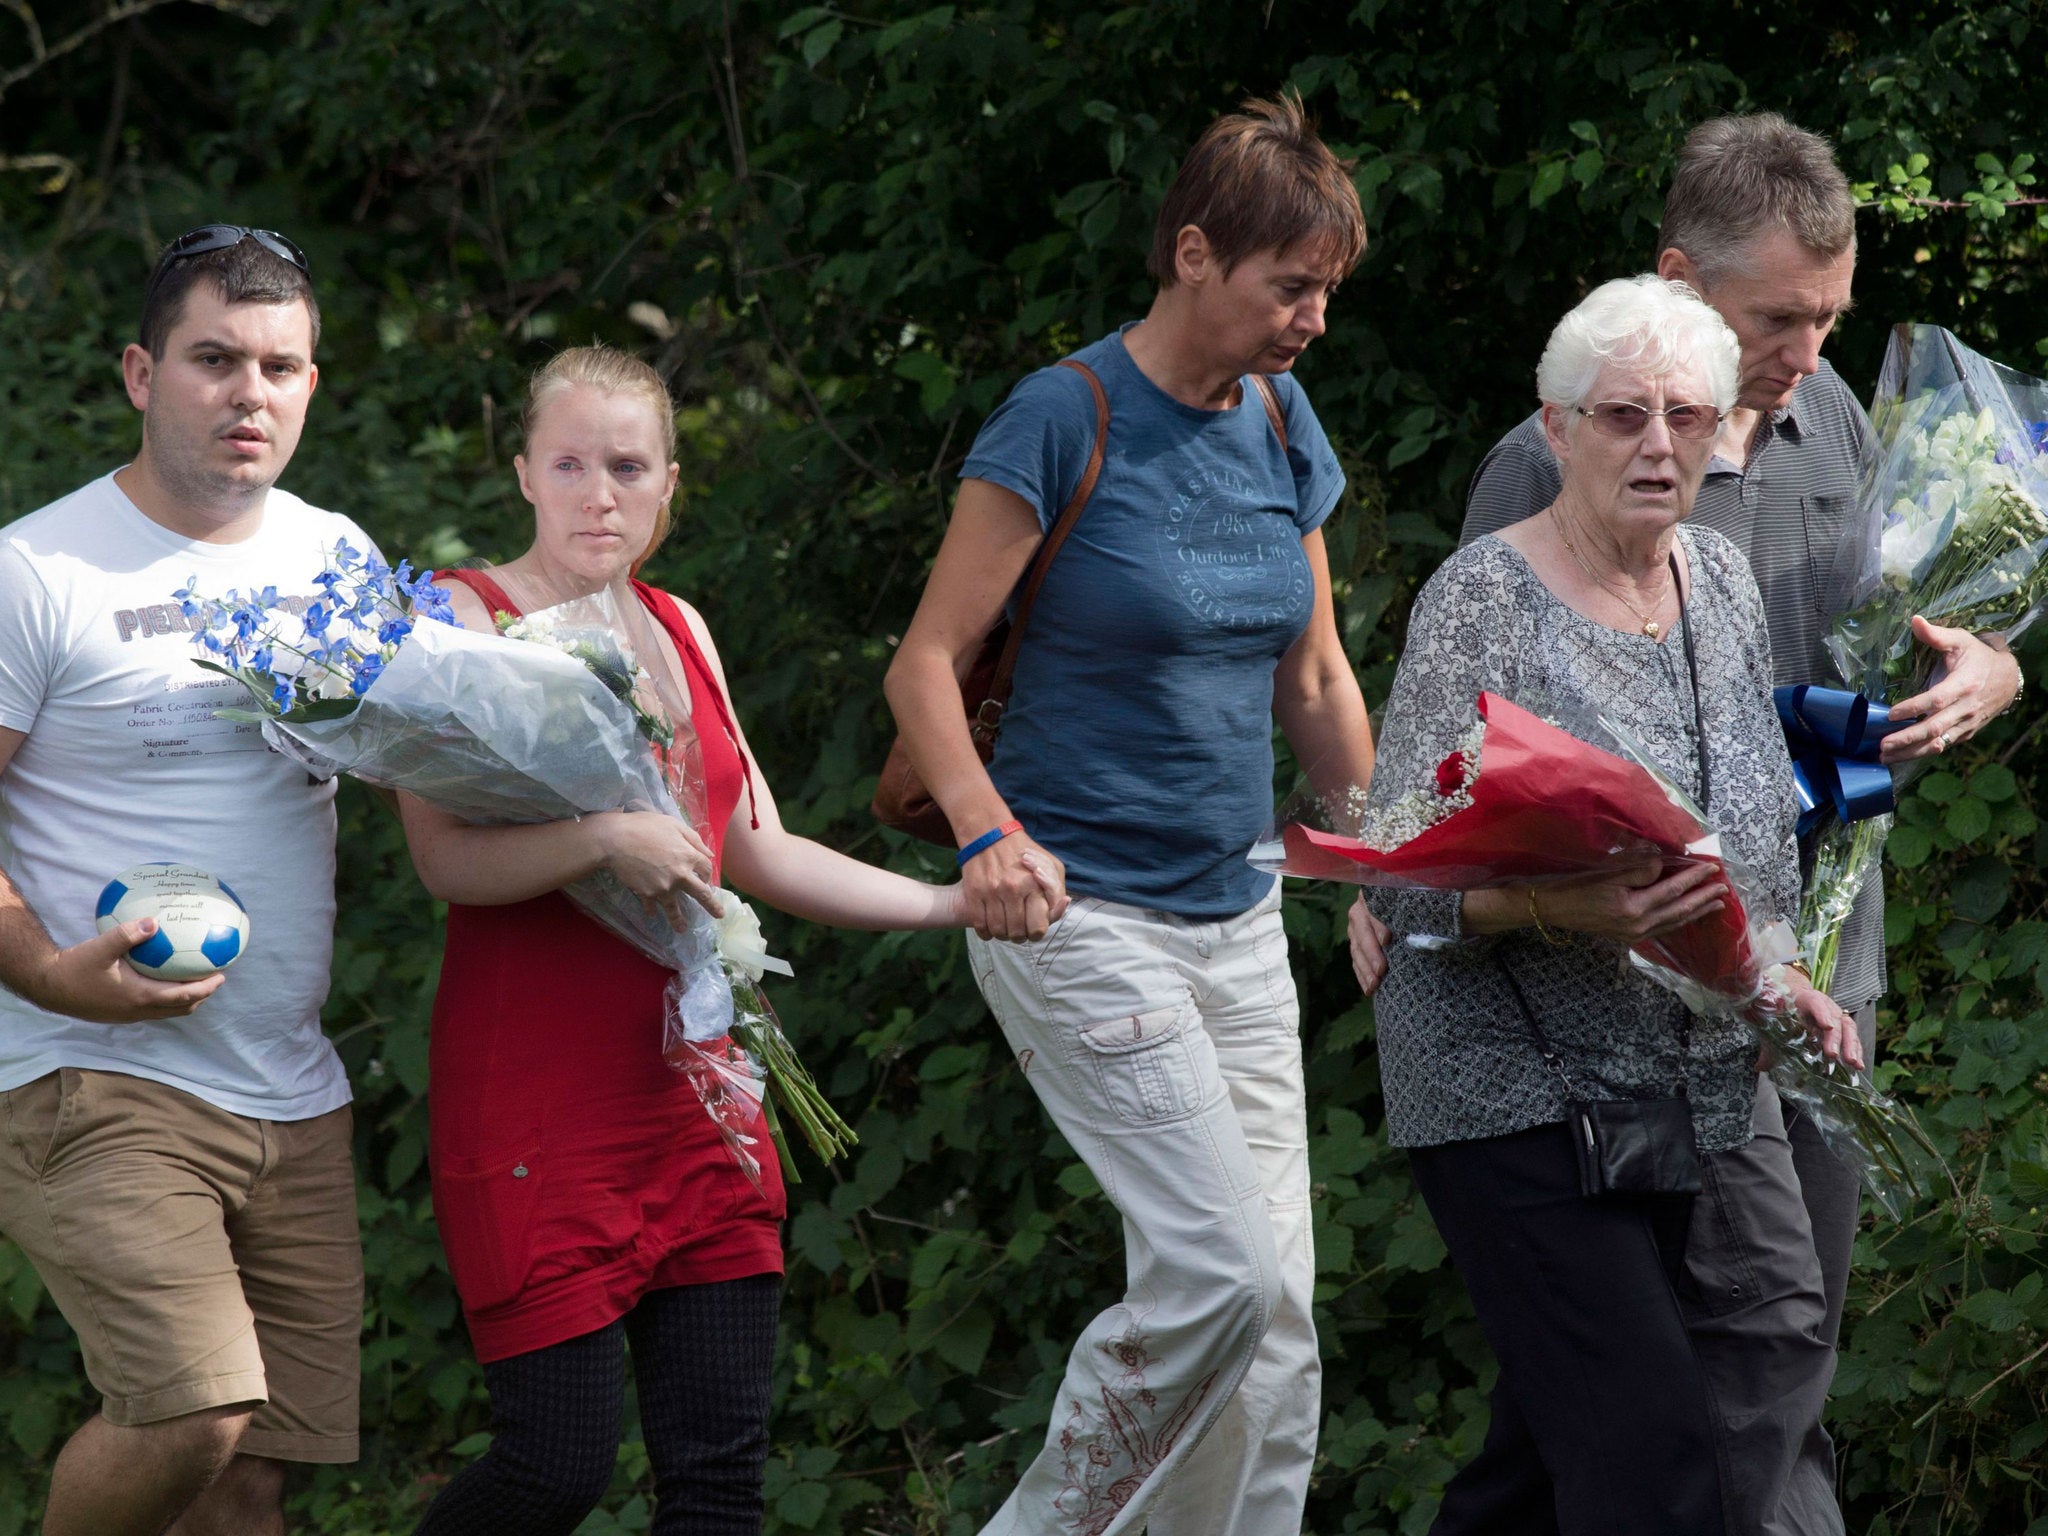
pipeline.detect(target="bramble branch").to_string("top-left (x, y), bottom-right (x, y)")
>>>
top-left (0, 0), bottom-right (277, 103)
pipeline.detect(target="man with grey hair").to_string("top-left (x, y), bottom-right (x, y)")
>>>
top-left (1429, 112), bottom-right (2022, 1534)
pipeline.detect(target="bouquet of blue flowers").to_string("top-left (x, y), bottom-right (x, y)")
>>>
top-left (179, 544), bottom-right (852, 1188)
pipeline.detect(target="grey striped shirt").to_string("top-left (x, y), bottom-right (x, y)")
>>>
top-left (1460, 363), bottom-right (1884, 1011)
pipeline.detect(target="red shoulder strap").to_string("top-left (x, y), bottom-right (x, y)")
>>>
top-left (436, 566), bottom-right (522, 620)
top-left (633, 580), bottom-right (760, 830)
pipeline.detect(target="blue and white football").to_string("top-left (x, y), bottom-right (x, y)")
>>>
top-left (94, 863), bottom-right (251, 982)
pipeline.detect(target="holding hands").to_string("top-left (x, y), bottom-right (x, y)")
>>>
top-left (958, 827), bottom-right (1069, 943)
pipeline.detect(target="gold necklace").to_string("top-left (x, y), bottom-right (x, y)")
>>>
top-left (1555, 519), bottom-right (1672, 639)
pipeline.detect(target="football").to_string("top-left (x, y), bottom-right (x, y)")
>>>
top-left (94, 863), bottom-right (251, 982)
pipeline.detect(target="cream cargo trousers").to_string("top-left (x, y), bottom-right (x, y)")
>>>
top-left (967, 884), bottom-right (1317, 1536)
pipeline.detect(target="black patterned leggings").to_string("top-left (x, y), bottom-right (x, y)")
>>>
top-left (414, 1273), bottom-right (781, 1536)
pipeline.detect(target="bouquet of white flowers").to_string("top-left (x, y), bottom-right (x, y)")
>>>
top-left (1795, 326), bottom-right (2048, 994)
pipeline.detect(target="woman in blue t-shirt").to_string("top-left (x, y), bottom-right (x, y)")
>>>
top-left (884, 92), bottom-right (1379, 1536)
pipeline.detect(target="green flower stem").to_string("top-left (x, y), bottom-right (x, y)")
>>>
top-left (1747, 981), bottom-right (1946, 1218)
top-left (728, 972), bottom-right (858, 1182)
top-left (1799, 815), bottom-right (1891, 998)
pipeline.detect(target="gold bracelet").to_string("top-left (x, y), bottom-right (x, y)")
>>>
top-left (1527, 887), bottom-right (1570, 947)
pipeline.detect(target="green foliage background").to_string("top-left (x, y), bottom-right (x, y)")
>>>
top-left (4, 1), bottom-right (2047, 1531)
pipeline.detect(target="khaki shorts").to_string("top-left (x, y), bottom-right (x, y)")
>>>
top-left (0, 1068), bottom-right (362, 1462)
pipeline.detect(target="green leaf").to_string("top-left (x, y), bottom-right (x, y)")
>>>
top-left (1385, 1211), bottom-right (1448, 1273)
top-left (2009, 1158), bottom-right (2048, 1204)
top-left (775, 1480), bottom-right (831, 1530)
top-left (1946, 796), bottom-right (1993, 844)
top-left (1056, 1161), bottom-right (1102, 1198)
top-left (1396, 162), bottom-right (1443, 211)
top-left (1917, 770), bottom-right (1965, 804)
top-left (6, 1395), bottom-right (55, 1459)
top-left (893, 349), bottom-right (955, 414)
top-left (801, 19), bottom-right (842, 66)
top-left (1957, 1287), bottom-right (2026, 1332)
top-left (790, 1205), bottom-right (846, 1274)
top-left (1080, 194), bottom-right (1122, 248)
top-left (1951, 855), bottom-right (2012, 923)
top-left (1313, 1212), bottom-right (1356, 1273)
top-left (933, 1307), bottom-right (994, 1374)
top-left (1529, 158), bottom-right (1568, 208)
top-left (919, 1043), bottom-right (982, 1081)
top-left (1970, 764), bottom-right (2018, 802)
top-left (1888, 824), bottom-right (1933, 868)
top-left (776, 6), bottom-right (831, 38)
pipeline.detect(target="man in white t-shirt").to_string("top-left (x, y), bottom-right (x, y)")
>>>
top-left (0, 228), bottom-right (372, 1536)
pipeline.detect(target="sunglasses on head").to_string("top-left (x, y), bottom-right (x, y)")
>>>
top-left (146, 225), bottom-right (310, 291)
top-left (1573, 400), bottom-right (1721, 440)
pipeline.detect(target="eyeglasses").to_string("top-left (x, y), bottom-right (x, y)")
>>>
top-left (146, 225), bottom-right (310, 293)
top-left (1573, 401), bottom-right (1721, 440)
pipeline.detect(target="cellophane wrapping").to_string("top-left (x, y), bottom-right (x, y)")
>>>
top-left (1799, 327), bottom-right (2048, 1001)
top-left (1254, 691), bottom-right (1940, 1214)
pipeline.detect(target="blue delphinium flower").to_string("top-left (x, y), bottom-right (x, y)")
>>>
top-left (181, 543), bottom-right (457, 717)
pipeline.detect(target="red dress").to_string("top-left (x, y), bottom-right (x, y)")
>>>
top-left (427, 569), bottom-right (785, 1364)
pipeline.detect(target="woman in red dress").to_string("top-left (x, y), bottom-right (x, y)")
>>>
top-left (398, 346), bottom-right (1039, 1535)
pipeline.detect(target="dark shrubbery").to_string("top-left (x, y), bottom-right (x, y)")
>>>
top-left (2, 3), bottom-right (2044, 1530)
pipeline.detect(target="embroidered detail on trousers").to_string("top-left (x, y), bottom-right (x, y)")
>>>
top-left (1056, 1369), bottom-right (1220, 1536)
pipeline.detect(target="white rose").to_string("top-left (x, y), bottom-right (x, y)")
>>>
top-left (714, 889), bottom-right (793, 981)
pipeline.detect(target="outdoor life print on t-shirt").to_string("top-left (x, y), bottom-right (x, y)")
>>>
top-left (1161, 461), bottom-right (1313, 636)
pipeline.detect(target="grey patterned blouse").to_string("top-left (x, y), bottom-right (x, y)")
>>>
top-left (1366, 526), bottom-right (1802, 1155)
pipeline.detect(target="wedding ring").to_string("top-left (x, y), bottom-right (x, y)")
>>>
top-left (1935, 730), bottom-right (1951, 751)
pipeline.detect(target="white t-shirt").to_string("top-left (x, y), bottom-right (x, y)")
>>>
top-left (0, 472), bottom-right (373, 1120)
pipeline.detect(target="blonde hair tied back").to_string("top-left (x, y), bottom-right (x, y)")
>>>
top-left (521, 344), bottom-right (679, 572)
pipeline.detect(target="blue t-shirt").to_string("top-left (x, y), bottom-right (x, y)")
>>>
top-left (961, 324), bottom-right (1345, 917)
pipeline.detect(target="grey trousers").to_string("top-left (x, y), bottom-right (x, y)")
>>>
top-left (1680, 1006), bottom-right (1874, 1536)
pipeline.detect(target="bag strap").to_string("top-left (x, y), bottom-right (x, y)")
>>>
top-left (1671, 547), bottom-right (1710, 813)
top-left (975, 358), bottom-right (1110, 734)
top-left (1250, 373), bottom-right (1290, 455)
top-left (1490, 952), bottom-right (1591, 1099)
top-left (972, 362), bottom-right (1288, 737)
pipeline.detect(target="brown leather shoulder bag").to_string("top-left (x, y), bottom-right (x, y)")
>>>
top-left (872, 362), bottom-right (1288, 844)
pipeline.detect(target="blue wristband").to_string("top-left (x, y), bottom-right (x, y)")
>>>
top-left (957, 820), bottom-right (1024, 867)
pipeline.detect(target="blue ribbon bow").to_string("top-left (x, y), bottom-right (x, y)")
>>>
top-left (1775, 684), bottom-right (1902, 836)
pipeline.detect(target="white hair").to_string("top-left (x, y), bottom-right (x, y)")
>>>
top-left (1535, 275), bottom-right (1741, 414)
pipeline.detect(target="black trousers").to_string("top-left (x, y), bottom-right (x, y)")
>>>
top-left (415, 1273), bottom-right (780, 1536)
top-left (1409, 1124), bottom-right (1728, 1536)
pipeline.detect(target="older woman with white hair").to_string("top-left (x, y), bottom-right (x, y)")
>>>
top-left (1364, 275), bottom-right (1859, 1535)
